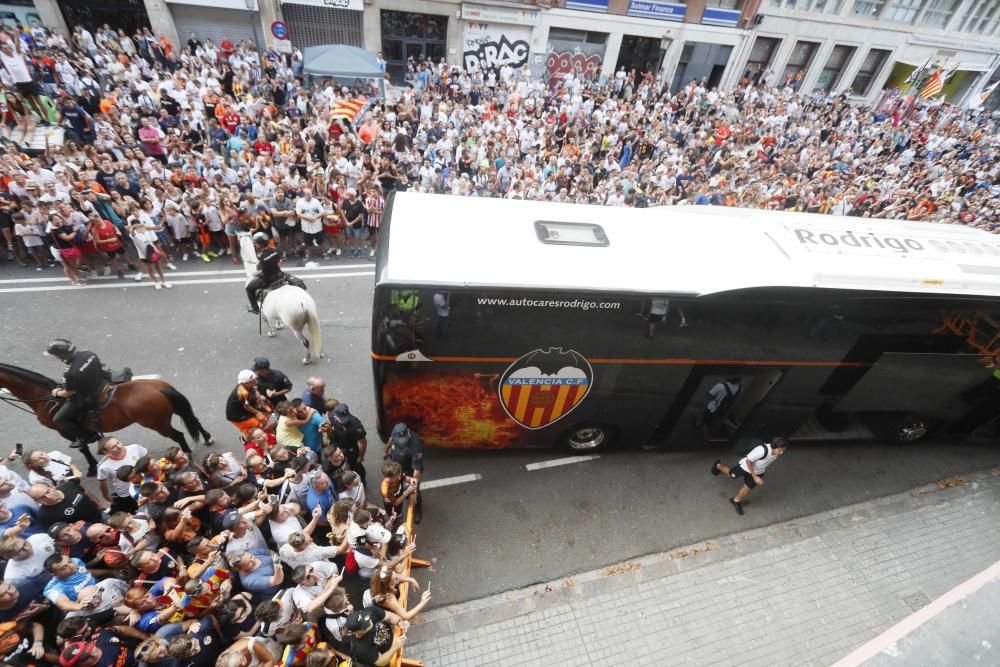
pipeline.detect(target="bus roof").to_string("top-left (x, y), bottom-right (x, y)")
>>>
top-left (378, 192), bottom-right (1000, 298)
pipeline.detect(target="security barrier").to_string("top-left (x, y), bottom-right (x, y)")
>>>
top-left (392, 498), bottom-right (428, 667)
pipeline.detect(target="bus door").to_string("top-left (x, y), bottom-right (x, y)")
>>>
top-left (654, 368), bottom-right (784, 447)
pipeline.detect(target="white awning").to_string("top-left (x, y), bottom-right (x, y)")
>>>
top-left (893, 57), bottom-right (993, 72)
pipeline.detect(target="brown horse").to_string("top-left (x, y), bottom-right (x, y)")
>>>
top-left (0, 363), bottom-right (213, 471)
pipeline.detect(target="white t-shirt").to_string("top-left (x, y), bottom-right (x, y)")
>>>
top-left (0, 49), bottom-right (32, 83)
top-left (97, 444), bottom-right (148, 498)
top-left (289, 560), bottom-right (339, 612)
top-left (295, 198), bottom-right (323, 234)
top-left (225, 514), bottom-right (268, 554)
top-left (278, 542), bottom-right (340, 571)
top-left (4, 533), bottom-right (55, 581)
top-left (738, 443), bottom-right (780, 475)
top-left (268, 514), bottom-right (302, 548)
top-left (27, 451), bottom-right (75, 486)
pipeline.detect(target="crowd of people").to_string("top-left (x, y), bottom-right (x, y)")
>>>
top-left (0, 19), bottom-right (999, 292)
top-left (1, 354), bottom-right (429, 667)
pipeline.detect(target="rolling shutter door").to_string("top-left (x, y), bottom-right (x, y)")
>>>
top-left (281, 3), bottom-right (363, 49)
top-left (170, 5), bottom-right (265, 51)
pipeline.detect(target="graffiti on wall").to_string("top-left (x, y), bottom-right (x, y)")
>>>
top-left (545, 41), bottom-right (605, 88)
top-left (462, 22), bottom-right (530, 71)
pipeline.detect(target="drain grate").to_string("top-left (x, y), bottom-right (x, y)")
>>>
top-left (903, 591), bottom-right (931, 612)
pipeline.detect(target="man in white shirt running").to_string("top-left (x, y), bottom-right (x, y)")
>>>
top-left (711, 437), bottom-right (789, 515)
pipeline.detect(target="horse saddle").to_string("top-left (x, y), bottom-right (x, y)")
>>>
top-left (79, 382), bottom-right (121, 431)
top-left (255, 274), bottom-right (307, 303)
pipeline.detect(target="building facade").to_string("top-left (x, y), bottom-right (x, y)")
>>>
top-left (26, 0), bottom-right (1000, 107)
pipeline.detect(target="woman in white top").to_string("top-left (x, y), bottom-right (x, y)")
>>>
top-left (126, 204), bottom-right (170, 289)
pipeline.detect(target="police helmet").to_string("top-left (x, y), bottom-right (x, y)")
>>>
top-left (46, 339), bottom-right (76, 358)
top-left (252, 232), bottom-right (269, 245)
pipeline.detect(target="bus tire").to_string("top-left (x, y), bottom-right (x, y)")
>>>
top-left (558, 423), bottom-right (616, 452)
top-left (885, 417), bottom-right (935, 444)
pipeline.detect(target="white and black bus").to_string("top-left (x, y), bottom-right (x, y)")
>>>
top-left (371, 192), bottom-right (1000, 451)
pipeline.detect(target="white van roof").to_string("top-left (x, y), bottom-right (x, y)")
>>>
top-left (378, 192), bottom-right (1000, 298)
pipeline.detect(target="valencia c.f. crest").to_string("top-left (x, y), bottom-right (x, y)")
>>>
top-left (498, 348), bottom-right (593, 429)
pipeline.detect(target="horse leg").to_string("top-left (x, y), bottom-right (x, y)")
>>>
top-left (288, 317), bottom-right (312, 364)
top-left (78, 441), bottom-right (99, 475)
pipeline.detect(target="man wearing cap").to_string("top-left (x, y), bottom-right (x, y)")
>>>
top-left (251, 356), bottom-right (293, 405)
top-left (226, 370), bottom-right (270, 436)
top-left (327, 403), bottom-right (368, 487)
top-left (345, 606), bottom-right (407, 667)
top-left (385, 423), bottom-right (424, 523)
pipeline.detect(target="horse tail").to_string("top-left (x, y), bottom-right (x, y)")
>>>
top-left (161, 386), bottom-right (202, 444)
top-left (305, 300), bottom-right (323, 360)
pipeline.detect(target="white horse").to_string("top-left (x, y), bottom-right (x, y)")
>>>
top-left (239, 232), bottom-right (323, 364)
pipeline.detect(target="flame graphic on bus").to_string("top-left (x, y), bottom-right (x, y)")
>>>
top-left (499, 348), bottom-right (593, 430)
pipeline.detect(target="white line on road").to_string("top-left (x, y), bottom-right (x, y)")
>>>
top-left (419, 474), bottom-right (483, 490)
top-left (831, 559), bottom-right (1000, 667)
top-left (525, 455), bottom-right (600, 471)
top-left (0, 262), bottom-right (372, 285)
top-left (0, 271), bottom-right (375, 294)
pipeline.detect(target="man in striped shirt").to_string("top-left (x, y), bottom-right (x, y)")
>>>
top-left (364, 184), bottom-right (385, 259)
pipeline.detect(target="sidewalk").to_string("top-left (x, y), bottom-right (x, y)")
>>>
top-left (408, 466), bottom-right (1000, 666)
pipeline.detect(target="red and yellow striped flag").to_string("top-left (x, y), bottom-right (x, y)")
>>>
top-left (329, 97), bottom-right (368, 123)
top-left (919, 66), bottom-right (945, 99)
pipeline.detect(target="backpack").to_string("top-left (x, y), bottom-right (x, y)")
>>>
top-left (743, 441), bottom-right (771, 463)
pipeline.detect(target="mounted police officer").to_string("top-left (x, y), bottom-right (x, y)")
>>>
top-left (246, 232), bottom-right (283, 315)
top-left (46, 339), bottom-right (104, 452)
top-left (384, 423), bottom-right (424, 524)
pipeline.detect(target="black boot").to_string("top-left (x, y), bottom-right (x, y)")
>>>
top-left (247, 305), bottom-right (260, 315)
top-left (69, 437), bottom-right (87, 450)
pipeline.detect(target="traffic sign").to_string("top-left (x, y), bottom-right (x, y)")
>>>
top-left (271, 21), bottom-right (289, 40)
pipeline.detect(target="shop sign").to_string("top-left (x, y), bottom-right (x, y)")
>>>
top-left (701, 7), bottom-right (741, 27)
top-left (565, 0), bottom-right (608, 11)
top-left (463, 22), bottom-right (531, 71)
top-left (626, 0), bottom-right (686, 22)
top-left (462, 3), bottom-right (539, 26)
top-left (280, 0), bottom-right (363, 10)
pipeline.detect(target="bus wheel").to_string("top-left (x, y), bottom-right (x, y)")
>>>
top-left (560, 424), bottom-right (614, 452)
top-left (889, 418), bottom-right (932, 444)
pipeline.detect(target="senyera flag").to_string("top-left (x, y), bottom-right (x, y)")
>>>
top-left (330, 97), bottom-right (369, 125)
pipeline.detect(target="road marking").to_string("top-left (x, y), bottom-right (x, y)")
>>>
top-left (831, 559), bottom-right (1000, 667)
top-left (0, 262), bottom-right (373, 285)
top-left (419, 474), bottom-right (482, 490)
top-left (525, 455), bottom-right (600, 471)
top-left (0, 271), bottom-right (375, 294)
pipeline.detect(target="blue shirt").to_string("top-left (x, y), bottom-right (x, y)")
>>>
top-left (43, 558), bottom-right (95, 603)
top-left (305, 486), bottom-right (333, 522)
top-left (300, 411), bottom-right (326, 456)
top-left (239, 547), bottom-right (280, 600)
top-left (299, 389), bottom-right (325, 411)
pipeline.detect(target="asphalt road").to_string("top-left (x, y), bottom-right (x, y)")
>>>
top-left (1, 254), bottom-right (998, 609)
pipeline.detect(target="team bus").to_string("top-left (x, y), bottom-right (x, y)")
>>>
top-left (371, 192), bottom-right (1000, 451)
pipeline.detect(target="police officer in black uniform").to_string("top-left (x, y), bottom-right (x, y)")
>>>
top-left (328, 403), bottom-right (369, 487)
top-left (251, 357), bottom-right (293, 407)
top-left (384, 422), bottom-right (424, 523)
top-left (245, 232), bottom-right (283, 315)
top-left (47, 339), bottom-right (104, 455)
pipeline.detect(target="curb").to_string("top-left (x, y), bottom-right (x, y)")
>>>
top-left (408, 465), bottom-right (1000, 644)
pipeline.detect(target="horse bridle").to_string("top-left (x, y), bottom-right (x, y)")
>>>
top-left (0, 389), bottom-right (58, 415)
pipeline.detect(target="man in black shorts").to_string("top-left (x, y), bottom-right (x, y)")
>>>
top-left (711, 437), bottom-right (788, 515)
